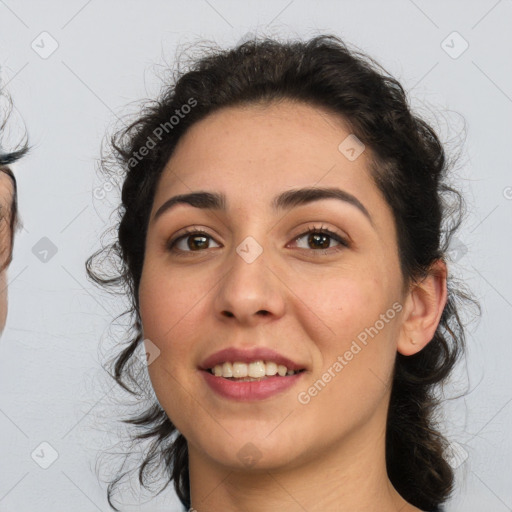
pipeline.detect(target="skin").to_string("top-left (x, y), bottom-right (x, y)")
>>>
top-left (138, 100), bottom-right (447, 512)
top-left (0, 170), bottom-right (15, 333)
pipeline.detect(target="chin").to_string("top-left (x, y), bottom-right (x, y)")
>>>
top-left (187, 422), bottom-right (306, 470)
top-left (204, 441), bottom-right (300, 472)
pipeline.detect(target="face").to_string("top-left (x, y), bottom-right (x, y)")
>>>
top-left (138, 100), bottom-right (408, 473)
top-left (0, 170), bottom-right (15, 333)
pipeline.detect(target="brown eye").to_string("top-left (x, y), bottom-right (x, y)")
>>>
top-left (168, 229), bottom-right (221, 253)
top-left (291, 225), bottom-right (349, 253)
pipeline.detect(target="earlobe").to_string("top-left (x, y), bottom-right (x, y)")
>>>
top-left (397, 260), bottom-right (448, 356)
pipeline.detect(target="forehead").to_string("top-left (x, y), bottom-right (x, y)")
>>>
top-left (155, 101), bottom-right (385, 213)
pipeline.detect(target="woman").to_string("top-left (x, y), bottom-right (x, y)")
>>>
top-left (0, 100), bottom-right (26, 333)
top-left (88, 35), bottom-right (475, 511)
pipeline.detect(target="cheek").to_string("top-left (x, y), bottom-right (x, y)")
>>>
top-left (138, 261), bottom-right (217, 388)
top-left (139, 262), bottom-right (207, 339)
top-left (138, 267), bottom-right (205, 428)
top-left (292, 269), bottom-right (396, 347)
top-left (292, 271), bottom-right (399, 399)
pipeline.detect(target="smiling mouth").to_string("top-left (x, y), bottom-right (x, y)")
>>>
top-left (207, 360), bottom-right (306, 380)
top-left (201, 358), bottom-right (307, 401)
top-left (208, 371), bottom-right (306, 382)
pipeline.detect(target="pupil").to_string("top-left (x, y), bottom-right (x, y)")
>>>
top-left (309, 233), bottom-right (329, 249)
top-left (189, 235), bottom-right (208, 250)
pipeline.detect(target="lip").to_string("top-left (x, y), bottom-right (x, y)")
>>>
top-left (201, 370), bottom-right (305, 401)
top-left (199, 347), bottom-right (308, 402)
top-left (199, 346), bottom-right (307, 372)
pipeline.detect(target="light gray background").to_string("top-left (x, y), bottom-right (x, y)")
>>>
top-left (1, 1), bottom-right (511, 511)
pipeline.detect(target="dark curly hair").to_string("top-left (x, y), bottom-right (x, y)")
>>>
top-left (86, 34), bottom-right (477, 511)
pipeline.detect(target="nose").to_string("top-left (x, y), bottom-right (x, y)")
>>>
top-left (213, 238), bottom-right (286, 326)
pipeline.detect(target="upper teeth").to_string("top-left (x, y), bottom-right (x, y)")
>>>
top-left (210, 361), bottom-right (298, 378)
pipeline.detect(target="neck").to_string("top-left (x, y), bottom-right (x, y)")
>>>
top-left (187, 412), bottom-right (420, 512)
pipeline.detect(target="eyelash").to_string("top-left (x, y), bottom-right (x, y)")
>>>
top-left (167, 224), bottom-right (349, 257)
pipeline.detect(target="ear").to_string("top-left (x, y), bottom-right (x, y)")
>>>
top-left (397, 259), bottom-right (448, 356)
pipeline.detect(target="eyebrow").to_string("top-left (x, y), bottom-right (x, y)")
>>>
top-left (153, 186), bottom-right (373, 225)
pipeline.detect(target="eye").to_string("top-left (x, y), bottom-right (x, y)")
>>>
top-left (289, 224), bottom-right (349, 254)
top-left (167, 228), bottom-right (221, 254)
top-left (166, 224), bottom-right (349, 256)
